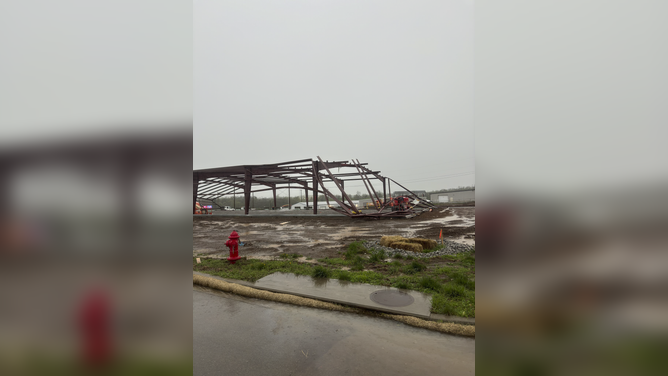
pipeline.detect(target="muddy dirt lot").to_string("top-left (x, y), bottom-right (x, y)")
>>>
top-left (193, 206), bottom-right (475, 260)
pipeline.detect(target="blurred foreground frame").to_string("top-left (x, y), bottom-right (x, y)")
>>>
top-left (476, 189), bottom-right (668, 376)
top-left (0, 128), bottom-right (193, 375)
top-left (0, 128), bottom-right (192, 257)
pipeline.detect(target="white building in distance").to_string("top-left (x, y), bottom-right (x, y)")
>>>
top-left (290, 201), bottom-right (359, 210)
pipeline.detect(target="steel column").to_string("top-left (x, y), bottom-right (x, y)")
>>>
top-left (193, 173), bottom-right (199, 214)
top-left (312, 161), bottom-right (318, 214)
top-left (244, 168), bottom-right (251, 215)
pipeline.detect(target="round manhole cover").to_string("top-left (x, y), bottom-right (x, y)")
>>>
top-left (369, 290), bottom-right (415, 307)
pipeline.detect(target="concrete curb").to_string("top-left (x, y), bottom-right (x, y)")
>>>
top-left (193, 271), bottom-right (475, 327)
top-left (193, 272), bottom-right (475, 337)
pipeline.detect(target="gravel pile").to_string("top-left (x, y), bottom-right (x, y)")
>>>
top-left (363, 240), bottom-right (474, 259)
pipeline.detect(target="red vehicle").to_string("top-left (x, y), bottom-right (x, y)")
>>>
top-left (194, 202), bottom-right (213, 214)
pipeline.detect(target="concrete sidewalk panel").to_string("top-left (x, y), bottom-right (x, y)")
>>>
top-left (254, 272), bottom-right (432, 318)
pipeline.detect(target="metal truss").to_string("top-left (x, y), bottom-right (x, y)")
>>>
top-left (193, 157), bottom-right (436, 218)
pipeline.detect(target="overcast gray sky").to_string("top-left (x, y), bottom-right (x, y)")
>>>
top-left (194, 0), bottom-right (474, 195)
top-left (0, 0), bottom-right (191, 143)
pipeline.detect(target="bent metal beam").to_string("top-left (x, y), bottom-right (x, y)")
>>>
top-left (193, 157), bottom-right (436, 218)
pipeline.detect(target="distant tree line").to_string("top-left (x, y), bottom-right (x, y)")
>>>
top-left (427, 185), bottom-right (475, 195)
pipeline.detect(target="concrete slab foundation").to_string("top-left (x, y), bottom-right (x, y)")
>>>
top-left (254, 272), bottom-right (432, 318)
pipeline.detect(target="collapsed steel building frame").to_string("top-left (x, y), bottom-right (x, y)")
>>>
top-left (193, 157), bottom-right (436, 218)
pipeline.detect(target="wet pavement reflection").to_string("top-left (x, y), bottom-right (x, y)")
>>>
top-left (193, 286), bottom-right (474, 376)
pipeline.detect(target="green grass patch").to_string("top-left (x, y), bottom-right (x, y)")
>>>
top-left (194, 248), bottom-right (476, 318)
top-left (350, 262), bottom-right (365, 271)
top-left (335, 270), bottom-right (352, 281)
top-left (347, 240), bottom-right (366, 252)
top-left (343, 249), bottom-right (358, 260)
top-left (194, 257), bottom-right (313, 282)
top-left (251, 262), bottom-right (266, 270)
top-left (431, 294), bottom-right (458, 315)
top-left (419, 276), bottom-right (442, 291)
top-left (368, 249), bottom-right (386, 263)
top-left (347, 255), bottom-right (367, 271)
top-left (279, 253), bottom-right (302, 259)
top-left (345, 241), bottom-right (368, 257)
top-left (404, 260), bottom-right (427, 274)
top-left (430, 294), bottom-right (459, 316)
top-left (387, 260), bottom-right (405, 275)
top-left (312, 265), bottom-right (332, 278)
top-left (439, 250), bottom-right (475, 266)
top-left (394, 281), bottom-right (409, 290)
top-left (442, 282), bottom-right (468, 298)
top-left (348, 271), bottom-right (386, 285)
top-left (448, 270), bottom-right (475, 290)
top-left (318, 257), bottom-right (351, 266)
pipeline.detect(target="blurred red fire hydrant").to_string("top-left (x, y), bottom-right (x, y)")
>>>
top-left (225, 230), bottom-right (242, 264)
top-left (79, 287), bottom-right (112, 368)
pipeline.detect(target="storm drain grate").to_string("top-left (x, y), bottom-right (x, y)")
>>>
top-left (369, 290), bottom-right (415, 307)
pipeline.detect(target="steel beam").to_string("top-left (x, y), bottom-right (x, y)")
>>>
top-left (244, 168), bottom-right (251, 215)
top-left (317, 157), bottom-right (358, 213)
top-left (312, 160), bottom-right (319, 214)
top-left (193, 173), bottom-right (199, 214)
top-left (194, 157), bottom-right (435, 218)
top-left (355, 159), bottom-right (383, 208)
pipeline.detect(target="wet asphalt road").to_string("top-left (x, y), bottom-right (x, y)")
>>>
top-left (193, 286), bottom-right (474, 376)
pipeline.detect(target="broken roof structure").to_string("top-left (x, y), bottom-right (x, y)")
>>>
top-left (193, 156), bottom-right (436, 218)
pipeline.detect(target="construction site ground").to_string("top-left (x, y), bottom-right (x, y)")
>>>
top-left (193, 206), bottom-right (475, 260)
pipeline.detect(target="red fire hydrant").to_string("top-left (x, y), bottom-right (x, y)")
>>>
top-left (225, 230), bottom-right (242, 264)
top-left (79, 287), bottom-right (112, 368)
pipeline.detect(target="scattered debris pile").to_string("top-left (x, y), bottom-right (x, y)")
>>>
top-left (380, 236), bottom-right (438, 253)
top-left (364, 240), bottom-right (474, 259)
